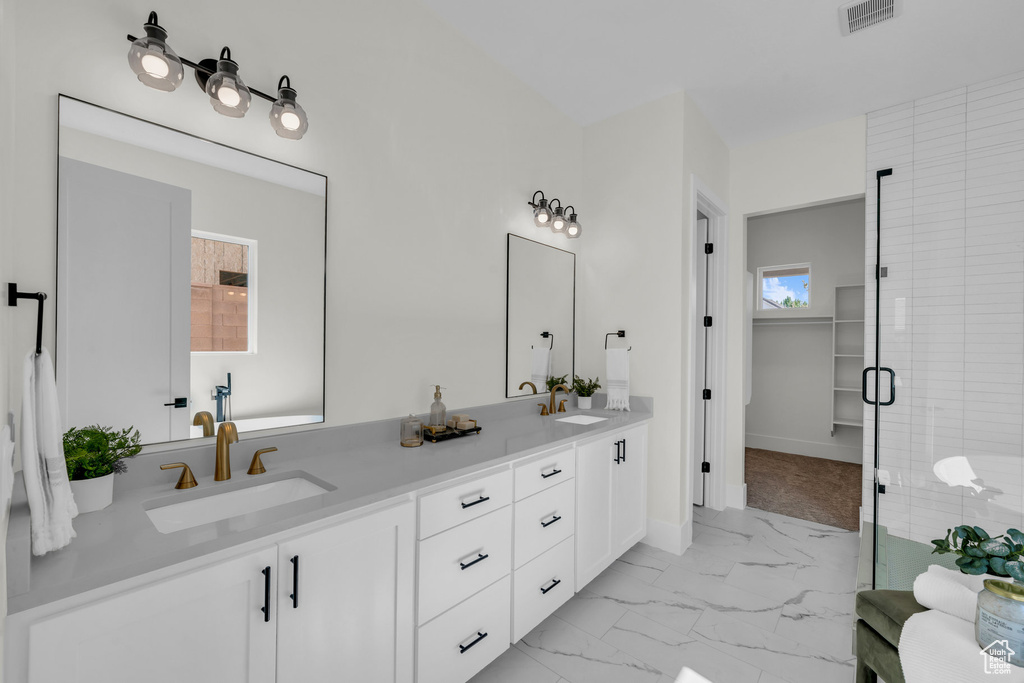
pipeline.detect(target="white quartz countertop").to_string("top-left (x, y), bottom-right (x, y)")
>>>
top-left (6, 397), bottom-right (651, 614)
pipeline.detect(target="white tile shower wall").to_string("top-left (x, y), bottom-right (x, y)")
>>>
top-left (864, 72), bottom-right (1024, 545)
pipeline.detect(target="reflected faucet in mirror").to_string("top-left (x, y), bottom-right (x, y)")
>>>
top-left (192, 411), bottom-right (214, 437)
top-left (214, 372), bottom-right (232, 422)
top-left (549, 384), bottom-right (571, 415)
top-left (215, 422), bottom-right (238, 481)
top-left (519, 381), bottom-right (538, 395)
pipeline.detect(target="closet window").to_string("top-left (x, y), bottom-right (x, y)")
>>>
top-left (758, 263), bottom-right (810, 310)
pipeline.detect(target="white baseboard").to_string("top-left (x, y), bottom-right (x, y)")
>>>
top-left (745, 433), bottom-right (861, 464)
top-left (727, 483), bottom-right (747, 509)
top-left (643, 518), bottom-right (692, 556)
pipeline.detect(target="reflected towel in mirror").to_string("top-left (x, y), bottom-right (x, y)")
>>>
top-left (606, 348), bottom-right (630, 411)
top-left (531, 347), bottom-right (551, 388)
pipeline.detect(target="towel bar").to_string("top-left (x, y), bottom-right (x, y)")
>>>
top-left (605, 330), bottom-right (631, 351)
top-left (7, 283), bottom-right (46, 355)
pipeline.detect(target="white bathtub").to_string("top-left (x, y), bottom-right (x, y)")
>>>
top-left (190, 414), bottom-right (323, 438)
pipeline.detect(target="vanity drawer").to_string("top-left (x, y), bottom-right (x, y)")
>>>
top-left (417, 575), bottom-right (511, 683)
top-left (512, 536), bottom-right (575, 642)
top-left (419, 469), bottom-right (513, 539)
top-left (514, 447), bottom-right (575, 501)
top-left (514, 479), bottom-right (575, 568)
top-left (419, 506), bottom-right (512, 625)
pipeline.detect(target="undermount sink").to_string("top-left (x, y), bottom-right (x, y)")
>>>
top-left (556, 414), bottom-right (609, 426)
top-left (145, 472), bottom-right (333, 534)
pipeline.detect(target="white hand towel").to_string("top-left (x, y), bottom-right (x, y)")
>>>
top-left (605, 348), bottom-right (630, 411)
top-left (0, 424), bottom-right (14, 516)
top-left (913, 564), bottom-right (986, 622)
top-left (900, 609), bottom-right (1024, 682)
top-left (531, 347), bottom-right (552, 388)
top-left (21, 348), bottom-right (77, 555)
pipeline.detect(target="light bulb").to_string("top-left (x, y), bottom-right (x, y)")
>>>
top-left (206, 47), bottom-right (251, 118)
top-left (140, 53), bottom-right (170, 77)
top-left (270, 76), bottom-right (309, 140)
top-left (217, 84), bottom-right (241, 107)
top-left (552, 212), bottom-right (566, 232)
top-left (280, 111), bottom-right (301, 130)
top-left (127, 12), bottom-right (184, 92)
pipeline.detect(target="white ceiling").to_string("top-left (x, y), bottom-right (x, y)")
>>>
top-left (417, 0), bottom-right (1024, 147)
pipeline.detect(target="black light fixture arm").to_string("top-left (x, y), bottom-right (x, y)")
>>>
top-left (563, 205), bottom-right (575, 216)
top-left (528, 190), bottom-right (546, 209)
top-left (8, 283), bottom-right (46, 356)
top-left (549, 197), bottom-right (562, 212)
top-left (125, 34), bottom-right (277, 103)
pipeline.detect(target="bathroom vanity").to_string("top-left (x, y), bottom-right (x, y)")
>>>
top-left (4, 398), bottom-right (651, 683)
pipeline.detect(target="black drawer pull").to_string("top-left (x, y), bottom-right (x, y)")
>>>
top-left (461, 495), bottom-right (490, 509)
top-left (541, 514), bottom-right (562, 528)
top-left (290, 555), bottom-right (299, 609)
top-left (261, 566), bottom-right (271, 622)
top-left (541, 578), bottom-right (561, 595)
top-left (541, 468), bottom-right (562, 479)
top-left (621, 438), bottom-right (627, 462)
top-left (460, 553), bottom-right (489, 570)
top-left (459, 631), bottom-right (488, 654)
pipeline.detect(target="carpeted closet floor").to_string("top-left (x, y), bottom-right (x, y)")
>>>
top-left (745, 447), bottom-right (862, 531)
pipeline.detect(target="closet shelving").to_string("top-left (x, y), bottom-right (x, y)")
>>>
top-left (831, 284), bottom-right (866, 435)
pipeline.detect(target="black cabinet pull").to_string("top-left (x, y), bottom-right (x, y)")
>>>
top-left (461, 495), bottom-right (490, 509)
top-left (460, 553), bottom-right (489, 570)
top-left (614, 440), bottom-right (622, 464)
top-left (621, 438), bottom-right (627, 463)
top-left (290, 555), bottom-right (299, 609)
top-left (459, 631), bottom-right (488, 654)
top-left (261, 566), bottom-right (271, 622)
top-left (541, 514), bottom-right (561, 528)
top-left (540, 578), bottom-right (561, 595)
top-left (541, 468), bottom-right (562, 479)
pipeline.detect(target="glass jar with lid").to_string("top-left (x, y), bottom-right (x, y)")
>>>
top-left (400, 414), bottom-right (423, 448)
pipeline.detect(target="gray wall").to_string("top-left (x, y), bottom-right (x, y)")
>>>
top-left (745, 198), bottom-right (864, 463)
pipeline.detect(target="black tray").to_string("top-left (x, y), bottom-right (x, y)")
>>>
top-left (423, 425), bottom-right (482, 443)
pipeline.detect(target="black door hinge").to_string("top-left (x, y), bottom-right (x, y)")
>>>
top-left (704, 243), bottom-right (714, 255)
top-left (701, 462), bottom-right (710, 473)
top-left (703, 316), bottom-right (712, 328)
top-left (878, 484), bottom-right (886, 494)
top-left (702, 389), bottom-right (711, 400)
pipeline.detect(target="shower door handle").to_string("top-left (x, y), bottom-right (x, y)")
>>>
top-left (862, 367), bottom-right (896, 406)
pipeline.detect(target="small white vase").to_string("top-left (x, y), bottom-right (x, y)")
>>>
top-left (578, 396), bottom-right (593, 410)
top-left (70, 473), bottom-right (114, 513)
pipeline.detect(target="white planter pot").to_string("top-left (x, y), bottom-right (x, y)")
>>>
top-left (70, 473), bottom-right (114, 513)
top-left (577, 396), bottom-right (593, 410)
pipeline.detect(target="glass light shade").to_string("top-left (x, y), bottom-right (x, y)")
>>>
top-left (533, 199), bottom-right (551, 227)
top-left (551, 208), bottom-right (567, 233)
top-left (566, 217), bottom-right (582, 239)
top-left (270, 79), bottom-right (309, 140)
top-left (127, 15), bottom-right (184, 92)
top-left (206, 52), bottom-right (251, 118)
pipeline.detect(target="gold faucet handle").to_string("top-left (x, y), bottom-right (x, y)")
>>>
top-left (558, 399), bottom-right (568, 413)
top-left (537, 403), bottom-right (549, 416)
top-left (160, 462), bottom-right (198, 489)
top-left (247, 447), bottom-right (278, 475)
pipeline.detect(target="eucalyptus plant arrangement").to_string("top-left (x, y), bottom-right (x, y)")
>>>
top-left (63, 425), bottom-right (142, 481)
top-left (931, 525), bottom-right (1024, 580)
top-left (572, 375), bottom-right (601, 398)
top-left (546, 374), bottom-right (569, 392)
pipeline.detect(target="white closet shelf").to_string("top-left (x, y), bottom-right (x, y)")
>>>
top-left (833, 386), bottom-right (860, 392)
top-left (833, 417), bottom-right (864, 428)
top-left (752, 316), bottom-right (833, 326)
top-left (834, 353), bottom-right (864, 358)
top-left (835, 319), bottom-right (865, 324)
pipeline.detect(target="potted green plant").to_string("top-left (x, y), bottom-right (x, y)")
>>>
top-left (63, 425), bottom-right (142, 513)
top-left (931, 525), bottom-right (1024, 582)
top-left (546, 374), bottom-right (569, 392)
top-left (572, 375), bottom-right (601, 410)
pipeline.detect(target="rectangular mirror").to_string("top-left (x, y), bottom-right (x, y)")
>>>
top-left (505, 234), bottom-right (575, 398)
top-left (56, 95), bottom-right (326, 446)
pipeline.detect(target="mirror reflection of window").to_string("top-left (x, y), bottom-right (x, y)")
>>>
top-left (190, 234), bottom-right (256, 353)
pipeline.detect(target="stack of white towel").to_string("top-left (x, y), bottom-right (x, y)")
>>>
top-left (530, 347), bottom-right (551, 389)
top-left (899, 565), bottom-right (1024, 682)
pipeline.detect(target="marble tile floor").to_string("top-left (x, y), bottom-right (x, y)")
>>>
top-left (469, 505), bottom-right (860, 683)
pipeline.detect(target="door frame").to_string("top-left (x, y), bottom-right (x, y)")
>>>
top-left (688, 176), bottom-right (729, 511)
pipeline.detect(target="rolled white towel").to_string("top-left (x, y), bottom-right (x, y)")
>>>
top-left (913, 564), bottom-right (986, 622)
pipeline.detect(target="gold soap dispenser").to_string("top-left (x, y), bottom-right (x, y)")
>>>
top-left (429, 385), bottom-right (447, 429)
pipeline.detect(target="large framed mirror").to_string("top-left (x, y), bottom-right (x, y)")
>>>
top-left (56, 95), bottom-right (326, 446)
top-left (505, 234), bottom-right (575, 398)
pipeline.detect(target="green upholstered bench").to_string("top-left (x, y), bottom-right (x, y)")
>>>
top-left (855, 590), bottom-right (930, 683)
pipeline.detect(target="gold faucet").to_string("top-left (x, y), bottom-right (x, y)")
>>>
top-left (193, 411), bottom-right (214, 437)
top-left (160, 462), bottom-right (198, 489)
top-left (549, 384), bottom-right (571, 414)
top-left (519, 381), bottom-right (538, 394)
top-left (215, 422), bottom-right (238, 481)
top-left (247, 447), bottom-right (278, 475)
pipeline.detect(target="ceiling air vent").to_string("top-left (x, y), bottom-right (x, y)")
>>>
top-left (839, 0), bottom-right (903, 36)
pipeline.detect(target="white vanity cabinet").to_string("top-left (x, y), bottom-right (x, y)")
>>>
top-left (9, 500), bottom-right (415, 683)
top-left (575, 424), bottom-right (648, 588)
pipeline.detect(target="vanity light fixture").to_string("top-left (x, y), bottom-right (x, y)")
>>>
top-left (126, 11), bottom-right (309, 139)
top-left (528, 190), bottom-right (552, 227)
top-left (566, 209), bottom-right (582, 239)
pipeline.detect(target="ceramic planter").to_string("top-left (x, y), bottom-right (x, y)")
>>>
top-left (70, 473), bottom-right (114, 513)
top-left (577, 396), bottom-right (593, 410)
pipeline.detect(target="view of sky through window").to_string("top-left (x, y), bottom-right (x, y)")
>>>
top-left (760, 265), bottom-right (810, 309)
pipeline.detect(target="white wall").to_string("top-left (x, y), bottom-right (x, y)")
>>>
top-left (3, 0), bottom-right (583, 435)
top-left (745, 199), bottom-right (865, 463)
top-left (579, 92), bottom-right (729, 549)
top-left (727, 116), bottom-right (866, 499)
top-left (0, 0), bottom-right (13, 668)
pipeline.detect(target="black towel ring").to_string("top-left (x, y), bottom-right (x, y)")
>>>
top-left (8, 283), bottom-right (46, 355)
top-left (605, 330), bottom-right (631, 351)
top-left (532, 331), bottom-right (554, 350)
